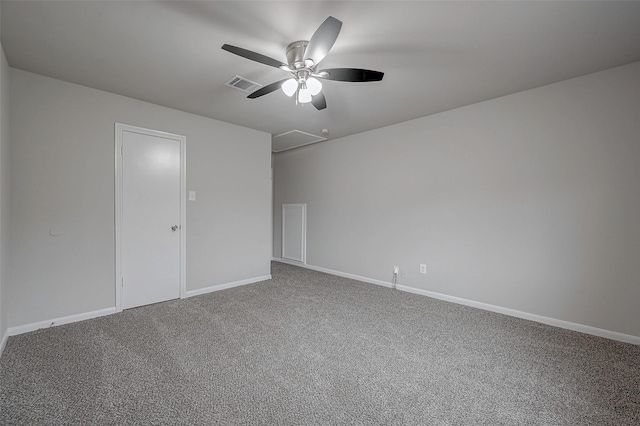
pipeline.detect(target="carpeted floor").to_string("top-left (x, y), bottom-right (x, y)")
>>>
top-left (1, 261), bottom-right (639, 425)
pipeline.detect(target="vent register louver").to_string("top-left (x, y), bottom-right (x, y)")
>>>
top-left (225, 75), bottom-right (262, 93)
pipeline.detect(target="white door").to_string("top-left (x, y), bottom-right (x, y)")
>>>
top-left (116, 124), bottom-right (185, 310)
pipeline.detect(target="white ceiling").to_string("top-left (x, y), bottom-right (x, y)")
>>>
top-left (2, 1), bottom-right (640, 149)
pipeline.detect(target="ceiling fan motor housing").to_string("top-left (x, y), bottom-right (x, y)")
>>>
top-left (286, 41), bottom-right (310, 69)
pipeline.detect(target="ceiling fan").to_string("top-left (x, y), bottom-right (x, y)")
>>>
top-left (221, 16), bottom-right (384, 110)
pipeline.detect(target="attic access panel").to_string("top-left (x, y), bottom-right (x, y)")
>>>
top-left (272, 130), bottom-right (327, 153)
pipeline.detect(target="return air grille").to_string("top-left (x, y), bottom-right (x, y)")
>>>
top-left (225, 75), bottom-right (262, 93)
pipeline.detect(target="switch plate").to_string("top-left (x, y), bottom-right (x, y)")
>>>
top-left (420, 264), bottom-right (427, 274)
top-left (189, 191), bottom-right (196, 201)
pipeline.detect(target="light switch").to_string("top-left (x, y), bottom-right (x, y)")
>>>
top-left (189, 191), bottom-right (196, 201)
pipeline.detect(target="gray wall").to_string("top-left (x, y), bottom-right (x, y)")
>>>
top-left (9, 69), bottom-right (272, 328)
top-left (0, 24), bottom-right (9, 340)
top-left (273, 62), bottom-right (640, 338)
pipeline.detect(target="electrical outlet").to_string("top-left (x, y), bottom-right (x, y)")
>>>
top-left (393, 265), bottom-right (399, 274)
top-left (400, 268), bottom-right (407, 279)
top-left (420, 264), bottom-right (427, 274)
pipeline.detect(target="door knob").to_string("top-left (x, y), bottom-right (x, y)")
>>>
top-left (171, 225), bottom-right (179, 231)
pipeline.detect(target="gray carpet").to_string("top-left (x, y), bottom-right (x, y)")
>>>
top-left (1, 262), bottom-right (638, 425)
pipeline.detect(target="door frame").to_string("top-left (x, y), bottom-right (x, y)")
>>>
top-left (282, 203), bottom-right (306, 264)
top-left (114, 123), bottom-right (187, 312)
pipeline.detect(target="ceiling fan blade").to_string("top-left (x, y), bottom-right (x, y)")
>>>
top-left (304, 16), bottom-right (342, 66)
top-left (222, 44), bottom-right (287, 69)
top-left (247, 79), bottom-right (290, 99)
top-left (311, 92), bottom-right (327, 110)
top-left (316, 68), bottom-right (384, 82)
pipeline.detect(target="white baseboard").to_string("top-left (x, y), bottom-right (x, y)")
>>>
top-left (272, 258), bottom-right (640, 345)
top-left (183, 274), bottom-right (272, 298)
top-left (397, 285), bottom-right (640, 345)
top-left (7, 307), bottom-right (117, 338)
top-left (2, 274), bottom-right (272, 345)
top-left (273, 258), bottom-right (393, 288)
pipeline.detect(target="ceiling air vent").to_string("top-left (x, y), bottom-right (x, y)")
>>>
top-left (225, 75), bottom-right (262, 93)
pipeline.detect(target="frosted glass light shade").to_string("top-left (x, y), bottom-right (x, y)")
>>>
top-left (281, 79), bottom-right (298, 97)
top-left (306, 77), bottom-right (322, 96)
top-left (298, 88), bottom-right (312, 103)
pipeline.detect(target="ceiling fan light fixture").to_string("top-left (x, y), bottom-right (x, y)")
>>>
top-left (281, 78), bottom-right (298, 97)
top-left (298, 88), bottom-right (313, 103)
top-left (306, 77), bottom-right (322, 96)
